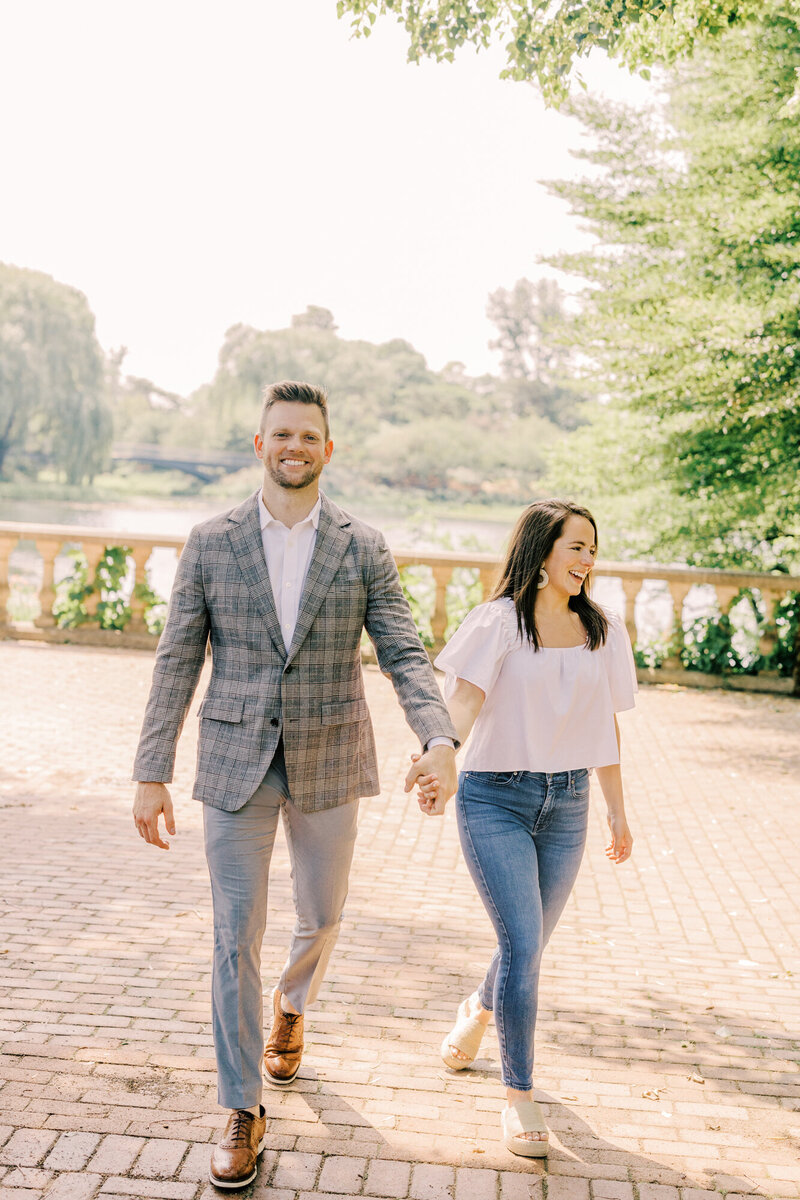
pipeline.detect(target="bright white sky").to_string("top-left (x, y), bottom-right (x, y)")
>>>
top-left (0, 0), bottom-right (650, 396)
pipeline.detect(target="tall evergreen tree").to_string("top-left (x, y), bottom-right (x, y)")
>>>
top-left (545, 9), bottom-right (800, 570)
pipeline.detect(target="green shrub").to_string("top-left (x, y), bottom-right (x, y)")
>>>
top-left (53, 546), bottom-right (165, 633)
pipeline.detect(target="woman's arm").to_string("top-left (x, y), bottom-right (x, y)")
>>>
top-left (594, 716), bottom-right (634, 864)
top-left (415, 677), bottom-right (485, 813)
top-left (446, 677), bottom-right (486, 745)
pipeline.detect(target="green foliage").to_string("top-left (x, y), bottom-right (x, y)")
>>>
top-left (445, 567), bottom-right (484, 639)
top-left (766, 591), bottom-right (800, 677)
top-left (681, 612), bottom-right (755, 675)
top-left (398, 566), bottom-right (434, 646)
top-left (678, 589), bottom-right (798, 677)
top-left (335, 0), bottom-right (779, 101)
top-left (633, 638), bottom-right (668, 669)
top-left (486, 278), bottom-right (585, 428)
top-left (53, 547), bottom-right (165, 633)
top-left (53, 550), bottom-right (92, 628)
top-left (0, 263), bottom-right (112, 483)
top-left (545, 11), bottom-right (800, 573)
top-left (183, 308), bottom-right (566, 502)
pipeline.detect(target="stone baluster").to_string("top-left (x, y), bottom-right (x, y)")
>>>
top-left (82, 542), bottom-right (107, 619)
top-left (620, 578), bottom-right (643, 649)
top-left (128, 544), bottom-right (154, 632)
top-left (714, 585), bottom-right (740, 617)
top-left (479, 566), bottom-right (497, 601)
top-left (663, 581), bottom-right (693, 669)
top-left (431, 564), bottom-right (454, 653)
top-left (33, 538), bottom-right (63, 628)
top-left (0, 534), bottom-right (17, 629)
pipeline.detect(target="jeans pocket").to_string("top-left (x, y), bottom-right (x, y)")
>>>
top-left (482, 771), bottom-right (517, 786)
top-left (571, 768), bottom-right (590, 798)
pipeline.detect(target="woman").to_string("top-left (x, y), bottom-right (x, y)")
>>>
top-left (416, 499), bottom-right (636, 1157)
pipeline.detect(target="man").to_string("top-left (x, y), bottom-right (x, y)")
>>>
top-left (133, 381), bottom-right (458, 1190)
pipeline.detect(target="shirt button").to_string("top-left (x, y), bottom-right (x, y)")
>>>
top-left (270, 717), bottom-right (279, 727)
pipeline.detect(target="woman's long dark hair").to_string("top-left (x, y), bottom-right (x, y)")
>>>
top-left (490, 499), bottom-right (608, 650)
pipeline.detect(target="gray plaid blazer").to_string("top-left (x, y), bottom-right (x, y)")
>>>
top-left (133, 490), bottom-right (457, 813)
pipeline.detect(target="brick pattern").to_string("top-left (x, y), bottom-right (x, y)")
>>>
top-left (0, 641), bottom-right (798, 1199)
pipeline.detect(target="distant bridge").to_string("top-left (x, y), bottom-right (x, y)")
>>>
top-left (111, 443), bottom-right (255, 482)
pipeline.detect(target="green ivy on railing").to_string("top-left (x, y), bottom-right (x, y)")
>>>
top-left (670, 588), bottom-right (797, 677)
top-left (681, 610), bottom-right (757, 675)
top-left (398, 565), bottom-right (434, 647)
top-left (766, 592), bottom-right (800, 677)
top-left (54, 547), bottom-right (166, 634)
top-left (50, 547), bottom-right (799, 682)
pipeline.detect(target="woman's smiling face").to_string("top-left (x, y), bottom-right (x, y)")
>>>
top-left (542, 514), bottom-right (597, 598)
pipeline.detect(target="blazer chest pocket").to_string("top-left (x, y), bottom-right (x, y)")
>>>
top-left (198, 696), bottom-right (245, 724)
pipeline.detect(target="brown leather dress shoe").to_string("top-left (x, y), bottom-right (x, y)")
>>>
top-left (263, 988), bottom-right (304, 1086)
top-left (209, 1106), bottom-right (267, 1189)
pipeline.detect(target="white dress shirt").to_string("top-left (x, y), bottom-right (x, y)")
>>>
top-left (259, 493), bottom-right (321, 651)
top-left (259, 492), bottom-right (454, 752)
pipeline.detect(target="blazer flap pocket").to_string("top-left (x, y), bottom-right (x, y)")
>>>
top-left (320, 699), bottom-right (369, 726)
top-left (199, 696), bottom-right (245, 723)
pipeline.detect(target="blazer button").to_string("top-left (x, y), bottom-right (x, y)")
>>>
top-left (270, 717), bottom-right (279, 727)
top-left (284, 665), bottom-right (292, 674)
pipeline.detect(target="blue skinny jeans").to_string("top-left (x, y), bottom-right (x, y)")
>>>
top-left (456, 768), bottom-right (591, 1092)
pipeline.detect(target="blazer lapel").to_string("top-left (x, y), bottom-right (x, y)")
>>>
top-left (226, 491), bottom-right (285, 657)
top-left (286, 495), bottom-right (353, 664)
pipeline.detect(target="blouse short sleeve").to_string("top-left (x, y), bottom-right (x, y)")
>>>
top-left (434, 600), bottom-right (517, 699)
top-left (603, 610), bottom-right (638, 712)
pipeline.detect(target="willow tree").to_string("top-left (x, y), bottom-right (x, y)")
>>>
top-left (0, 264), bottom-right (111, 483)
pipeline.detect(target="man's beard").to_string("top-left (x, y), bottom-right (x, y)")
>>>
top-left (267, 459), bottom-right (323, 490)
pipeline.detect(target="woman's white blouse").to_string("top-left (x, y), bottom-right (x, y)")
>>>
top-left (434, 598), bottom-right (637, 772)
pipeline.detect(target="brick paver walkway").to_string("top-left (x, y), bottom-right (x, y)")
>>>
top-left (0, 640), bottom-right (798, 1200)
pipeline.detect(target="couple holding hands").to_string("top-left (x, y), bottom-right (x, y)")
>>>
top-left (132, 381), bottom-right (636, 1189)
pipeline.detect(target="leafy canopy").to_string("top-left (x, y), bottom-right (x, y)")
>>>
top-left (335, 0), bottom-right (790, 100)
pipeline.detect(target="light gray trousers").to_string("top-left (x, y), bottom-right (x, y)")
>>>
top-left (203, 746), bottom-right (359, 1109)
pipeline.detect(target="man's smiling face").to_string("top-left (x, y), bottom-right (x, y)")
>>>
top-left (255, 401), bottom-right (333, 491)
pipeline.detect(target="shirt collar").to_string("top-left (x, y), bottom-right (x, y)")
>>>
top-left (258, 492), bottom-right (322, 533)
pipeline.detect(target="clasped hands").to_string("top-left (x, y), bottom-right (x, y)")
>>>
top-left (404, 744), bottom-right (457, 816)
top-left (135, 745), bottom-right (458, 847)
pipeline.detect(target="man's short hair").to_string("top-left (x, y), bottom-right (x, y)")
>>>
top-left (259, 380), bottom-right (330, 441)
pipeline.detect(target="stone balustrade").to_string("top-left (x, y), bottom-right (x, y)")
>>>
top-left (1, 521), bottom-right (797, 693)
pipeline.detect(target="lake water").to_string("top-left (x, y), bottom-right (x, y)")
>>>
top-left (0, 495), bottom-right (512, 550)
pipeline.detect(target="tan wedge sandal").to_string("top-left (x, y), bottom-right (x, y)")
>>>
top-left (502, 1100), bottom-right (549, 1158)
top-left (440, 996), bottom-right (488, 1070)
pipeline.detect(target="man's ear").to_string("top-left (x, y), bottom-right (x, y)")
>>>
top-left (324, 439), bottom-right (334, 464)
top-left (254, 432), bottom-right (264, 460)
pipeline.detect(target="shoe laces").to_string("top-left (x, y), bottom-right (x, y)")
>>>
top-left (229, 1109), bottom-right (253, 1146)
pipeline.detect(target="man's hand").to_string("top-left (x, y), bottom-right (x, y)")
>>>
top-left (405, 744), bottom-right (457, 815)
top-left (133, 782), bottom-right (176, 850)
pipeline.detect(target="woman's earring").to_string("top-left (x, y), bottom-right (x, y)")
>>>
top-left (537, 567), bottom-right (549, 589)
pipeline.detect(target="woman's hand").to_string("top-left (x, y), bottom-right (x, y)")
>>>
top-left (605, 811), bottom-right (633, 864)
top-left (410, 753), bottom-right (447, 815)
